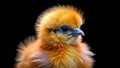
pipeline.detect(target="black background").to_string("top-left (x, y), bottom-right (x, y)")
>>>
top-left (1, 0), bottom-right (114, 68)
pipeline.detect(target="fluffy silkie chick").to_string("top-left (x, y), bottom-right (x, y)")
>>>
top-left (15, 5), bottom-right (95, 68)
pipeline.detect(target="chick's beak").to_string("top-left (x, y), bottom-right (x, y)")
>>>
top-left (71, 28), bottom-right (85, 36)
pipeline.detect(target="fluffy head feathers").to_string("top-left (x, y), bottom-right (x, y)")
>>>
top-left (35, 6), bottom-right (84, 48)
top-left (36, 6), bottom-right (83, 30)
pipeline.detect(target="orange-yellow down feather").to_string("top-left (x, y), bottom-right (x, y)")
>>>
top-left (15, 5), bottom-right (95, 68)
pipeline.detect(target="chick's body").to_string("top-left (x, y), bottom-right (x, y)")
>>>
top-left (16, 6), bottom-right (94, 68)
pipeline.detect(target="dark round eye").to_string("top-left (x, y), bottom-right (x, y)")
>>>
top-left (60, 25), bottom-right (69, 32)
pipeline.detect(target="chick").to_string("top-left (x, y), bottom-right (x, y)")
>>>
top-left (15, 5), bottom-right (94, 68)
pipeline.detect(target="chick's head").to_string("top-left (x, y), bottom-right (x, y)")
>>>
top-left (36, 6), bottom-right (85, 46)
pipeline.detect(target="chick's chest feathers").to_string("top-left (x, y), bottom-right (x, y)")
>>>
top-left (42, 44), bottom-right (81, 68)
top-left (41, 42), bottom-right (94, 68)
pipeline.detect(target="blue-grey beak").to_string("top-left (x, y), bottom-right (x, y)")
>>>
top-left (71, 28), bottom-right (85, 36)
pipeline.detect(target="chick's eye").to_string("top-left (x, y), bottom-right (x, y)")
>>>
top-left (60, 25), bottom-right (69, 32)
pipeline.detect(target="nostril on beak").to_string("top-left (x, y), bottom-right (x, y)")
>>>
top-left (74, 28), bottom-right (80, 32)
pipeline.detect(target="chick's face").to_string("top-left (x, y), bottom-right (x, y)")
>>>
top-left (52, 24), bottom-right (84, 45)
